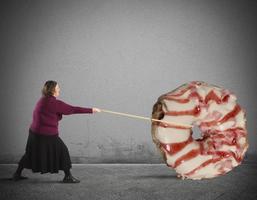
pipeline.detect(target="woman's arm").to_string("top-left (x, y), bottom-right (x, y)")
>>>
top-left (55, 99), bottom-right (93, 115)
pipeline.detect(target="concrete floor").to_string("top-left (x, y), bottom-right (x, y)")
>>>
top-left (0, 163), bottom-right (257, 200)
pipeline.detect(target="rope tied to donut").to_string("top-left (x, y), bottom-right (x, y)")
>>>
top-left (101, 109), bottom-right (193, 128)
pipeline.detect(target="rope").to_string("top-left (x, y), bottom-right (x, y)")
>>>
top-left (100, 109), bottom-right (192, 128)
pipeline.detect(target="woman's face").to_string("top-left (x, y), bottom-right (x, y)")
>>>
top-left (53, 84), bottom-right (60, 97)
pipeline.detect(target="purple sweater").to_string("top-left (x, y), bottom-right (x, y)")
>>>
top-left (30, 96), bottom-right (93, 135)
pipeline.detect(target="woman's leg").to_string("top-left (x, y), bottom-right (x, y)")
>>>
top-left (57, 137), bottom-right (80, 183)
top-left (13, 154), bottom-right (28, 181)
top-left (64, 169), bottom-right (71, 176)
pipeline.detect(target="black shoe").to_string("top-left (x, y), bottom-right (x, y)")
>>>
top-left (12, 173), bottom-right (28, 181)
top-left (63, 175), bottom-right (80, 183)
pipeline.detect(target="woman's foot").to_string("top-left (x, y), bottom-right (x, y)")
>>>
top-left (12, 173), bottom-right (28, 181)
top-left (63, 175), bottom-right (80, 183)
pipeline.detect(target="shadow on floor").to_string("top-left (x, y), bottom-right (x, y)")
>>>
top-left (134, 174), bottom-right (178, 180)
top-left (0, 178), bottom-right (63, 184)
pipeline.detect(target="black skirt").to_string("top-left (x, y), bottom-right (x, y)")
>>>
top-left (19, 130), bottom-right (72, 174)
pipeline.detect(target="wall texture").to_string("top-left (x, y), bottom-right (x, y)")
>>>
top-left (0, 0), bottom-right (256, 163)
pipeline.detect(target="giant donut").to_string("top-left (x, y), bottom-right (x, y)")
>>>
top-left (151, 81), bottom-right (248, 180)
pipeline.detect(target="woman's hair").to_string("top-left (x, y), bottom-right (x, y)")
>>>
top-left (42, 80), bottom-right (57, 97)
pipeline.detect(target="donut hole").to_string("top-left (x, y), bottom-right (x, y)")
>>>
top-left (192, 125), bottom-right (202, 140)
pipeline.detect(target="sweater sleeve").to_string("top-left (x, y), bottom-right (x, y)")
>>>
top-left (55, 100), bottom-right (93, 115)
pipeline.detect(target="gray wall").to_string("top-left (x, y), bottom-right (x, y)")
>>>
top-left (0, 0), bottom-right (256, 163)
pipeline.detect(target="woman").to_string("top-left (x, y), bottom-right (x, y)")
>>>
top-left (12, 80), bottom-right (101, 183)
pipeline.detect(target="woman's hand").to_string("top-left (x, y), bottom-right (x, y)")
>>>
top-left (93, 108), bottom-right (101, 113)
